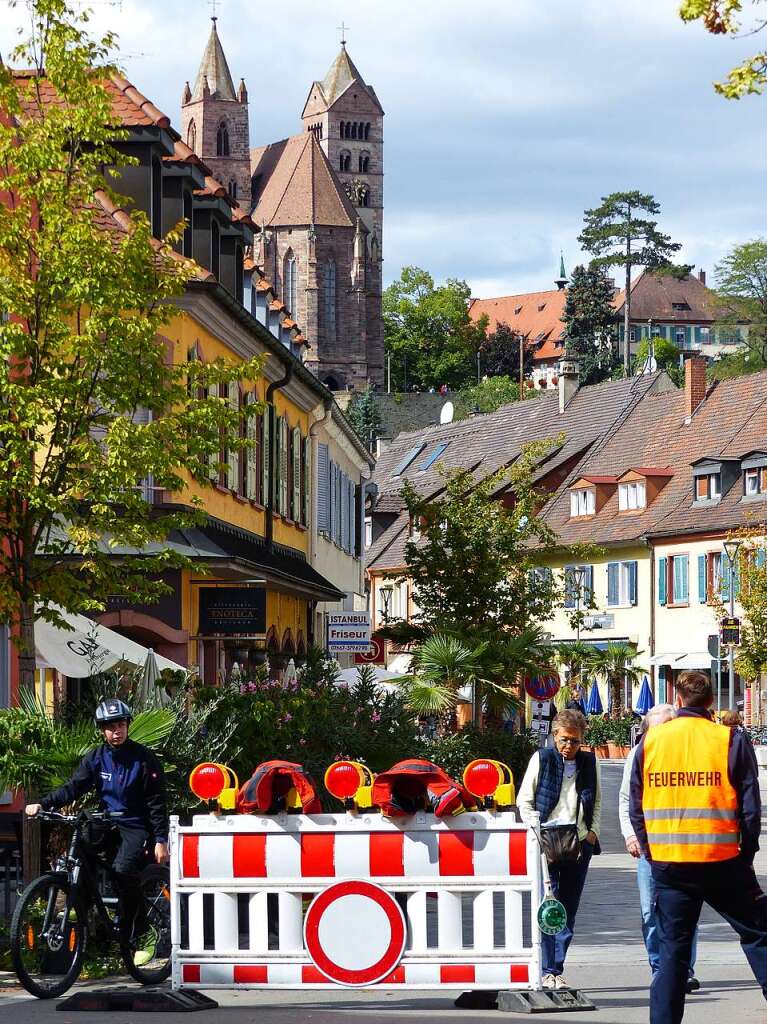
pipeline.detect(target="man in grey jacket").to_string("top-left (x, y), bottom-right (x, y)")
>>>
top-left (619, 703), bottom-right (699, 993)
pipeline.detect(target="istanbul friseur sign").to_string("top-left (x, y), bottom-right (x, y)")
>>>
top-left (198, 587), bottom-right (266, 637)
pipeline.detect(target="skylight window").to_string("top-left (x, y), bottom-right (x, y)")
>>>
top-left (392, 443), bottom-right (426, 477)
top-left (419, 442), bottom-right (450, 471)
top-left (514, 305), bottom-right (523, 315)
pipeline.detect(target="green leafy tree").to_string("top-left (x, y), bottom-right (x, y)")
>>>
top-left (578, 193), bottom-right (686, 376)
top-left (714, 239), bottom-right (767, 366)
top-left (347, 383), bottom-right (382, 452)
top-left (383, 267), bottom-right (487, 392)
top-left (479, 322), bottom-right (533, 379)
top-left (634, 335), bottom-right (684, 384)
top-left (454, 375), bottom-right (521, 419)
top-left (0, 1), bottom-right (262, 690)
top-left (561, 265), bottom-right (620, 384)
top-left (680, 0), bottom-right (767, 98)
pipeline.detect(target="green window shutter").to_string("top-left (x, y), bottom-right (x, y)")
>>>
top-left (302, 436), bottom-right (311, 527)
top-left (292, 427), bottom-right (301, 522)
top-left (227, 381), bottom-right (239, 493)
top-left (280, 418), bottom-right (289, 516)
top-left (245, 394), bottom-right (258, 501)
top-left (262, 407), bottom-right (271, 506)
top-left (698, 554), bottom-right (707, 603)
top-left (208, 384), bottom-right (220, 483)
top-left (658, 556), bottom-right (667, 606)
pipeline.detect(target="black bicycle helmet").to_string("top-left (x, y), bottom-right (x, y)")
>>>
top-left (94, 698), bottom-right (132, 725)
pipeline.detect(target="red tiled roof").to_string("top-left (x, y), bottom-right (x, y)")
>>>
top-left (612, 270), bottom-right (735, 323)
top-left (577, 475), bottom-right (618, 485)
top-left (622, 467), bottom-right (674, 478)
top-left (469, 288), bottom-right (567, 363)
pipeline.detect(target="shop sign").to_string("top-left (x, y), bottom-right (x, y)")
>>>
top-left (354, 634), bottom-right (386, 664)
top-left (199, 587), bottom-right (266, 636)
top-left (328, 613), bottom-right (371, 653)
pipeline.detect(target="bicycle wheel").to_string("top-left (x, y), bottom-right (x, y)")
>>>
top-left (120, 863), bottom-right (172, 985)
top-left (10, 873), bottom-right (86, 999)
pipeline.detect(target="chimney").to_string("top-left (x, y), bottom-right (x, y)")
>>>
top-left (685, 356), bottom-right (707, 421)
top-left (698, 269), bottom-right (706, 286)
top-left (558, 356), bottom-right (580, 414)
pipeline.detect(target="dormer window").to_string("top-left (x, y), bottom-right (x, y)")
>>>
top-left (695, 472), bottom-right (721, 501)
top-left (742, 451), bottom-right (767, 499)
top-left (692, 457), bottom-right (740, 505)
top-left (570, 488), bottom-right (595, 518)
top-left (618, 480), bottom-right (646, 511)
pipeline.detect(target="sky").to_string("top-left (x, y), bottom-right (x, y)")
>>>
top-left (1, 0), bottom-right (766, 297)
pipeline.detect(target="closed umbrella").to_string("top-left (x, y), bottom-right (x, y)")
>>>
top-left (141, 648), bottom-right (160, 704)
top-left (634, 675), bottom-right (655, 716)
top-left (586, 680), bottom-right (603, 715)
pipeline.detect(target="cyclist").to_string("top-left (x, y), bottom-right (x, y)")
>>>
top-left (25, 698), bottom-right (168, 942)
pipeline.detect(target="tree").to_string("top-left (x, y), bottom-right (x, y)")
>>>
top-left (383, 267), bottom-right (487, 392)
top-left (454, 376), bottom-right (520, 419)
top-left (347, 383), bottom-right (382, 452)
top-left (589, 642), bottom-right (647, 718)
top-left (714, 239), bottom-right (767, 366)
top-left (0, 2), bottom-right (262, 690)
top-left (560, 265), bottom-right (620, 384)
top-left (634, 335), bottom-right (684, 384)
top-left (479, 322), bottom-right (533, 380)
top-left (578, 192), bottom-right (686, 375)
top-left (680, 0), bottom-right (767, 98)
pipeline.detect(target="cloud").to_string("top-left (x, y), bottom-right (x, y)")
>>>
top-left (2, 0), bottom-right (765, 297)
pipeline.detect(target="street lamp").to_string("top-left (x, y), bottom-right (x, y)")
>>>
top-left (379, 584), bottom-right (394, 625)
top-left (723, 539), bottom-right (742, 711)
top-left (572, 566), bottom-right (587, 644)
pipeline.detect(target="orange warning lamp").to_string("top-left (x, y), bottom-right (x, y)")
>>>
top-left (324, 760), bottom-right (375, 809)
top-left (463, 759), bottom-right (515, 809)
top-left (189, 762), bottom-right (239, 810)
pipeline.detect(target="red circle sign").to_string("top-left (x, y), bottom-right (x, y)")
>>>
top-left (524, 672), bottom-right (560, 700)
top-left (303, 880), bottom-right (406, 987)
top-left (354, 637), bottom-right (385, 665)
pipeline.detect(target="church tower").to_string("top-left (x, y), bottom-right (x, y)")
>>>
top-left (181, 19), bottom-right (251, 210)
top-left (301, 41), bottom-right (384, 386)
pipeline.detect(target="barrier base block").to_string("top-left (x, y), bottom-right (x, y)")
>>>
top-left (497, 988), bottom-right (597, 1013)
top-left (56, 986), bottom-right (219, 1012)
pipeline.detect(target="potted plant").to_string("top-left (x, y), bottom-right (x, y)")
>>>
top-left (585, 715), bottom-right (609, 759)
top-left (605, 714), bottom-right (634, 758)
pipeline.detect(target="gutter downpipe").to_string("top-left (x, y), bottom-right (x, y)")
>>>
top-left (307, 398), bottom-right (334, 649)
top-left (265, 363), bottom-right (293, 552)
top-left (645, 535), bottom-right (656, 699)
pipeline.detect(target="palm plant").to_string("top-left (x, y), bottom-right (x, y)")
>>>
top-left (589, 642), bottom-right (647, 718)
top-left (403, 634), bottom-right (489, 721)
top-left (555, 641), bottom-right (598, 710)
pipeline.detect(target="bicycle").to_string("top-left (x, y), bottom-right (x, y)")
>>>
top-left (10, 809), bottom-right (171, 999)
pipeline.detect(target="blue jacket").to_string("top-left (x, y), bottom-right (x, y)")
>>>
top-left (629, 707), bottom-right (761, 863)
top-left (535, 747), bottom-right (601, 855)
top-left (41, 739), bottom-right (168, 842)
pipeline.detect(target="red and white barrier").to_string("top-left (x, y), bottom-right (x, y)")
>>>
top-left (170, 811), bottom-right (543, 991)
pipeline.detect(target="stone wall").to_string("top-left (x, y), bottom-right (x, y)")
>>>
top-left (335, 391), bottom-right (452, 440)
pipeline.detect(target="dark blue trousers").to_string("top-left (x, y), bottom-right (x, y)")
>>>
top-left (651, 857), bottom-right (767, 1024)
top-left (541, 842), bottom-right (594, 977)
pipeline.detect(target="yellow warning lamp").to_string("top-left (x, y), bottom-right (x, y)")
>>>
top-left (324, 760), bottom-right (375, 810)
top-left (463, 758), bottom-right (515, 809)
top-left (189, 762), bottom-right (239, 811)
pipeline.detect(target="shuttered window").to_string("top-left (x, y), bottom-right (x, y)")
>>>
top-left (133, 406), bottom-right (154, 503)
top-left (317, 443), bottom-right (329, 534)
top-left (698, 554), bottom-right (707, 603)
top-left (246, 393), bottom-right (259, 502)
top-left (280, 418), bottom-right (289, 516)
top-left (607, 561), bottom-right (638, 606)
top-left (292, 427), bottom-right (302, 522)
top-left (302, 437), bottom-right (311, 527)
top-left (658, 556), bottom-right (667, 605)
top-left (227, 381), bottom-right (240, 493)
top-left (330, 461), bottom-right (337, 542)
top-left (208, 384), bottom-right (220, 483)
top-left (262, 407), bottom-right (271, 507)
top-left (350, 480), bottom-right (357, 555)
top-left (341, 476), bottom-right (349, 551)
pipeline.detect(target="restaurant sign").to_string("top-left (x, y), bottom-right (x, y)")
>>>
top-left (198, 587), bottom-right (266, 636)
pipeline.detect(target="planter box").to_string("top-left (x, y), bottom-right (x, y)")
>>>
top-left (594, 744), bottom-right (610, 759)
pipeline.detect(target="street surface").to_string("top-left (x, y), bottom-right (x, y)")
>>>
top-left (2, 761), bottom-right (767, 1021)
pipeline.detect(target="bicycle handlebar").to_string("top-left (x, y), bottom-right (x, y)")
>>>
top-left (33, 810), bottom-right (124, 824)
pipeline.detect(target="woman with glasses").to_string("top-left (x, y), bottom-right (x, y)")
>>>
top-left (517, 708), bottom-right (601, 990)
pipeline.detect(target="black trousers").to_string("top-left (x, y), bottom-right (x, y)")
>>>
top-left (651, 857), bottom-right (767, 1024)
top-left (95, 824), bottom-right (149, 937)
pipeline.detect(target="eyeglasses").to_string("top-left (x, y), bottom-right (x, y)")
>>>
top-left (556, 737), bottom-right (581, 746)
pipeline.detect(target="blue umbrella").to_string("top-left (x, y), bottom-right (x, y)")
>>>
top-left (635, 675), bottom-right (655, 716)
top-left (586, 680), bottom-right (603, 715)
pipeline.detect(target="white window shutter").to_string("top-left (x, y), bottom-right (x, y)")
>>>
top-left (292, 427), bottom-right (301, 521)
top-left (227, 381), bottom-right (239, 492)
top-left (246, 393), bottom-right (257, 500)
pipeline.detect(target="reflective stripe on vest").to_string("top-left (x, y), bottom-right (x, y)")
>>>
top-left (643, 716), bottom-right (739, 863)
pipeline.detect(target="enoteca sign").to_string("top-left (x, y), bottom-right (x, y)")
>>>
top-left (327, 613), bottom-right (371, 654)
top-left (198, 587), bottom-right (266, 637)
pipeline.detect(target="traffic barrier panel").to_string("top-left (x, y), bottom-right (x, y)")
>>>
top-left (170, 810), bottom-right (542, 991)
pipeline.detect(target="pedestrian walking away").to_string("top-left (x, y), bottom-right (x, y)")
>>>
top-left (25, 698), bottom-right (169, 943)
top-left (518, 708), bottom-right (601, 991)
top-left (629, 671), bottom-right (767, 1024)
top-left (618, 704), bottom-right (699, 993)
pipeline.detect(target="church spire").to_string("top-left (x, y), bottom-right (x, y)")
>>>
top-left (320, 42), bottom-right (367, 105)
top-left (189, 18), bottom-right (237, 103)
top-left (555, 251), bottom-right (568, 291)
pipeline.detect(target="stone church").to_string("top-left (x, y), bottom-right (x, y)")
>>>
top-left (181, 20), bottom-right (384, 390)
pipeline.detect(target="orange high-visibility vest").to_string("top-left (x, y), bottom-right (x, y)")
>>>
top-left (642, 715), bottom-right (740, 863)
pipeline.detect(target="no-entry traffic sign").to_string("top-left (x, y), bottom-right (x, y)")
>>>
top-left (303, 880), bottom-right (406, 987)
top-left (524, 672), bottom-right (560, 701)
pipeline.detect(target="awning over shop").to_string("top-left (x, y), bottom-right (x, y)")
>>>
top-left (649, 651), bottom-right (713, 669)
top-left (35, 607), bottom-right (186, 678)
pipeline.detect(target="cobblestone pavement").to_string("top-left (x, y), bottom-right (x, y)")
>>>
top-left (2, 760), bottom-right (767, 1021)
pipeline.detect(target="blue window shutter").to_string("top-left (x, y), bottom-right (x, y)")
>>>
top-left (585, 566), bottom-right (594, 602)
top-left (317, 444), bottom-right (329, 533)
top-left (658, 557), bottom-right (667, 606)
top-left (628, 561), bottom-right (638, 606)
top-left (756, 549), bottom-right (767, 569)
top-left (607, 563), bottom-right (618, 606)
top-left (698, 554), bottom-right (707, 603)
top-left (563, 566), bottom-right (574, 608)
top-left (330, 462), bottom-right (337, 542)
top-left (678, 555), bottom-right (689, 603)
top-left (658, 666), bottom-right (666, 704)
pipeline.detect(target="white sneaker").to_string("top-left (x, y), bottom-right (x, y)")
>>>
top-left (555, 976), bottom-right (569, 990)
top-left (542, 974), bottom-right (557, 989)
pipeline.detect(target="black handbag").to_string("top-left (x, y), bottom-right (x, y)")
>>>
top-left (538, 794), bottom-right (582, 865)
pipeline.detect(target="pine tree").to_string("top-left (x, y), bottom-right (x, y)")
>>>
top-left (561, 265), bottom-right (619, 385)
top-left (578, 192), bottom-right (687, 375)
top-left (347, 384), bottom-right (382, 452)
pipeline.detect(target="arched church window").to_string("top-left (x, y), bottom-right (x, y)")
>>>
top-left (364, 123), bottom-right (371, 140)
top-left (324, 259), bottom-right (336, 338)
top-left (339, 120), bottom-right (345, 138)
top-left (340, 151), bottom-right (351, 172)
top-left (359, 152), bottom-right (370, 173)
top-left (351, 122), bottom-right (357, 140)
top-left (216, 122), bottom-right (230, 157)
top-left (187, 119), bottom-right (197, 151)
top-left (284, 250), bottom-right (298, 315)
top-left (358, 122), bottom-right (365, 138)
top-left (360, 186), bottom-right (370, 208)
